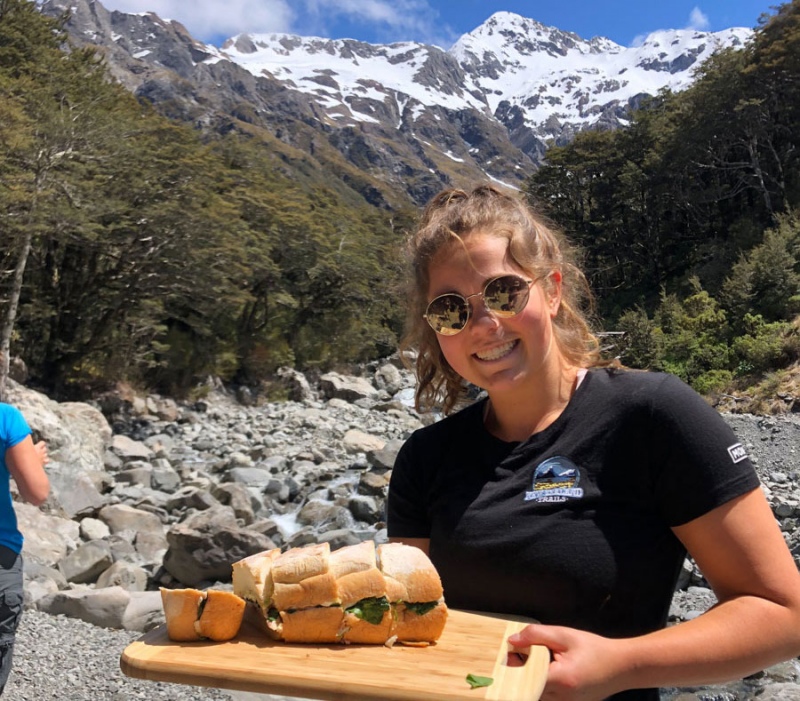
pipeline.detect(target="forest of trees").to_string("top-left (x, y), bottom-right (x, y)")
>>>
top-left (0, 0), bottom-right (413, 400)
top-left (526, 0), bottom-right (800, 395)
top-left (1, 0), bottom-right (798, 402)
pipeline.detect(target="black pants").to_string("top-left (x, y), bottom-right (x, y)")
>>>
top-left (0, 546), bottom-right (23, 696)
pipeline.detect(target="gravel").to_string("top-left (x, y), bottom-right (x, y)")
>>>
top-left (2, 411), bottom-right (798, 700)
top-left (4, 609), bottom-right (235, 701)
top-left (5, 610), bottom-right (311, 701)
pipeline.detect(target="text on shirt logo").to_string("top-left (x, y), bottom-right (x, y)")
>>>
top-left (727, 443), bottom-right (748, 464)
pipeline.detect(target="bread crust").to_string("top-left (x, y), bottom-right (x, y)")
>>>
top-left (341, 609), bottom-right (393, 644)
top-left (336, 567), bottom-right (386, 609)
top-left (377, 543), bottom-right (444, 603)
top-left (273, 570), bottom-right (339, 610)
top-left (195, 590), bottom-right (246, 641)
top-left (272, 542), bottom-right (330, 583)
top-left (392, 601), bottom-right (448, 643)
top-left (160, 587), bottom-right (204, 642)
top-left (280, 606), bottom-right (344, 644)
top-left (329, 540), bottom-right (376, 578)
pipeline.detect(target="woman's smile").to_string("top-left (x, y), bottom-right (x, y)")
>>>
top-left (474, 339), bottom-right (518, 362)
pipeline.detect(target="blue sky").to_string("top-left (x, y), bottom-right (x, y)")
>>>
top-left (99, 0), bottom-right (778, 49)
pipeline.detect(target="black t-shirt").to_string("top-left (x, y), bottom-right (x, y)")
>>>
top-left (387, 368), bottom-right (759, 700)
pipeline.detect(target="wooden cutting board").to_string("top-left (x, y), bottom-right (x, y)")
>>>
top-left (120, 609), bottom-right (549, 700)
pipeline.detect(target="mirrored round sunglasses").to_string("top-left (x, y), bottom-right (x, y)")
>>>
top-left (423, 274), bottom-right (535, 336)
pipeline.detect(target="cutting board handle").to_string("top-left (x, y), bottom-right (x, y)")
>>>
top-left (485, 621), bottom-right (549, 701)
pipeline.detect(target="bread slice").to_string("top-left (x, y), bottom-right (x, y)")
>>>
top-left (377, 543), bottom-right (444, 603)
top-left (161, 587), bottom-right (205, 642)
top-left (231, 548), bottom-right (280, 612)
top-left (195, 590), bottom-right (247, 641)
top-left (272, 542), bottom-right (330, 583)
top-left (331, 541), bottom-right (386, 608)
top-left (160, 587), bottom-right (246, 642)
top-left (341, 601), bottom-right (393, 644)
top-left (377, 543), bottom-right (447, 644)
top-left (331, 541), bottom-right (393, 643)
top-left (391, 601), bottom-right (448, 644)
top-left (272, 542), bottom-right (339, 610)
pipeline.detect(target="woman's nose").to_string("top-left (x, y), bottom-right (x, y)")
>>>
top-left (469, 297), bottom-right (501, 330)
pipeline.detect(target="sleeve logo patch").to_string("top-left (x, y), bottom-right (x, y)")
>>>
top-left (727, 443), bottom-right (748, 464)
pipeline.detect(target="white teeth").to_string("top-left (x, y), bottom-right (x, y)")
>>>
top-left (476, 341), bottom-right (516, 361)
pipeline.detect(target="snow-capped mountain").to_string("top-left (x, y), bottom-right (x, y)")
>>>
top-left (211, 12), bottom-right (748, 151)
top-left (451, 12), bottom-right (749, 136)
top-left (40, 0), bottom-right (752, 207)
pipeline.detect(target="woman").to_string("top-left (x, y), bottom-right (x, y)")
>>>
top-left (0, 402), bottom-right (49, 695)
top-left (387, 184), bottom-right (800, 700)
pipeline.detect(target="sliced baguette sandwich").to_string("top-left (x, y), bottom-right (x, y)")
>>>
top-left (160, 587), bottom-right (246, 642)
top-left (272, 541), bottom-right (342, 643)
top-left (377, 542), bottom-right (448, 645)
top-left (233, 542), bottom-right (343, 643)
top-left (231, 547), bottom-right (284, 639)
top-left (232, 540), bottom-right (447, 646)
top-left (332, 540), bottom-right (392, 644)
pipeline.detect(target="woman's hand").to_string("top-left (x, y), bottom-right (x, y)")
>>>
top-left (34, 440), bottom-right (49, 465)
top-left (508, 624), bottom-right (628, 701)
top-left (6, 435), bottom-right (50, 505)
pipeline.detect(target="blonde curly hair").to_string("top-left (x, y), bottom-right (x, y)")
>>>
top-left (400, 184), bottom-right (603, 414)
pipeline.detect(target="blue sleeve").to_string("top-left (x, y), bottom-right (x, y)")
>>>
top-left (0, 404), bottom-right (32, 452)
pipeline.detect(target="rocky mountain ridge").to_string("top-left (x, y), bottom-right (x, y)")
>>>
top-left (40, 0), bottom-right (752, 208)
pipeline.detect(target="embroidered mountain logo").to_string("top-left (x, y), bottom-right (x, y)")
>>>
top-left (525, 456), bottom-right (584, 503)
top-left (727, 443), bottom-right (748, 464)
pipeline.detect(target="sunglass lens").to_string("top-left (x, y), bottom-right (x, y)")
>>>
top-left (485, 276), bottom-right (530, 316)
top-left (426, 295), bottom-right (468, 335)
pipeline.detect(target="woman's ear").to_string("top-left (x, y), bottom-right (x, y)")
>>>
top-left (546, 270), bottom-right (562, 318)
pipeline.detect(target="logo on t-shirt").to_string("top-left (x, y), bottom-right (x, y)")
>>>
top-left (525, 456), bottom-right (584, 503)
top-left (727, 442), bottom-right (748, 464)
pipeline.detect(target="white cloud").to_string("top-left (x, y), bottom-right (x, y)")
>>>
top-left (629, 5), bottom-right (711, 47)
top-left (291, 0), bottom-right (450, 46)
top-left (101, 0), bottom-right (452, 46)
top-left (101, 1), bottom-right (296, 39)
top-left (687, 7), bottom-right (710, 31)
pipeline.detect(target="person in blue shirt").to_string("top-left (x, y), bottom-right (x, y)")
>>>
top-left (0, 402), bottom-right (49, 695)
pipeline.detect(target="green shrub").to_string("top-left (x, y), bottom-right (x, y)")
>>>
top-left (731, 313), bottom-right (793, 373)
top-left (616, 308), bottom-right (664, 369)
top-left (692, 369), bottom-right (734, 395)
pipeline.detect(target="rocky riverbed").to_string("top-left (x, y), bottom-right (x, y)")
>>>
top-left (3, 362), bottom-right (800, 700)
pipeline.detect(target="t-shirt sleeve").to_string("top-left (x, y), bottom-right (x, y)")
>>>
top-left (387, 432), bottom-right (433, 538)
top-left (0, 404), bottom-right (31, 452)
top-left (648, 374), bottom-right (761, 526)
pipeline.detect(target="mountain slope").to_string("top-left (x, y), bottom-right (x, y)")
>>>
top-left (41, 0), bottom-right (752, 208)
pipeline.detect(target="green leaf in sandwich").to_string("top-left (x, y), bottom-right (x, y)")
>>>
top-left (346, 596), bottom-right (390, 625)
